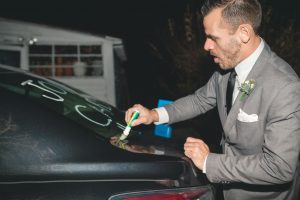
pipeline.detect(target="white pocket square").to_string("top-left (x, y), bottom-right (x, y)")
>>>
top-left (237, 109), bottom-right (258, 122)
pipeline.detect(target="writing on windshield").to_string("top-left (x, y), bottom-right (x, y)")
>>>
top-left (19, 78), bottom-right (124, 138)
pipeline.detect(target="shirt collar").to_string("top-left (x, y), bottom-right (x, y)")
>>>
top-left (235, 39), bottom-right (264, 84)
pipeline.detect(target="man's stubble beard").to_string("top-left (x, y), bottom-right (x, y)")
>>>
top-left (219, 38), bottom-right (242, 70)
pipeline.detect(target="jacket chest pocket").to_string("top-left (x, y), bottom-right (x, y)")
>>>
top-left (229, 120), bottom-right (264, 154)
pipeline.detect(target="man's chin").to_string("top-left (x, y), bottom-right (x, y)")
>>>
top-left (218, 64), bottom-right (233, 71)
top-left (218, 63), bottom-right (226, 69)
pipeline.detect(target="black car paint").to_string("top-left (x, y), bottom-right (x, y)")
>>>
top-left (0, 65), bottom-right (213, 199)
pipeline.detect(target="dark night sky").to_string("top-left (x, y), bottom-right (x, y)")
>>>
top-left (0, 0), bottom-right (186, 38)
top-left (1, 0), bottom-right (298, 38)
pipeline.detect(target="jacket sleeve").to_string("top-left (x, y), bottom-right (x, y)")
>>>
top-left (164, 72), bottom-right (219, 124)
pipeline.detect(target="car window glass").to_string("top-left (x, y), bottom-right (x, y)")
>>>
top-left (0, 66), bottom-right (186, 157)
top-left (0, 69), bottom-right (136, 139)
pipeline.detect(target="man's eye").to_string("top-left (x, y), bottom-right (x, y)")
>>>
top-left (211, 37), bottom-right (217, 41)
top-left (207, 36), bottom-right (217, 42)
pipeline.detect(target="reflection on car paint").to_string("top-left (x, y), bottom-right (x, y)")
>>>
top-left (110, 136), bottom-right (162, 155)
top-left (116, 122), bottom-right (126, 131)
top-left (84, 96), bottom-right (112, 112)
top-left (0, 114), bottom-right (17, 136)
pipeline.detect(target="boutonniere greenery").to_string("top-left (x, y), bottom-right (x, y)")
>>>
top-left (238, 79), bottom-right (255, 101)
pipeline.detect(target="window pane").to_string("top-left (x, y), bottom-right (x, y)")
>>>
top-left (80, 57), bottom-right (102, 65)
top-left (85, 66), bottom-right (103, 76)
top-left (0, 50), bottom-right (20, 68)
top-left (30, 67), bottom-right (52, 76)
top-left (29, 56), bottom-right (52, 65)
top-left (55, 56), bottom-right (77, 77)
top-left (55, 67), bottom-right (74, 77)
top-left (55, 56), bottom-right (77, 65)
top-left (80, 45), bottom-right (101, 54)
top-left (81, 57), bottom-right (103, 76)
top-left (55, 45), bottom-right (77, 54)
top-left (28, 44), bottom-right (104, 77)
top-left (29, 45), bottom-right (52, 54)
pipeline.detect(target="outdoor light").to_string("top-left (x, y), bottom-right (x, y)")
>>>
top-left (28, 37), bottom-right (38, 45)
top-left (18, 37), bottom-right (25, 43)
top-left (14, 36), bottom-right (38, 45)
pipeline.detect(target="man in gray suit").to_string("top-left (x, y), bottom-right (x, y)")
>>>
top-left (125, 0), bottom-right (300, 199)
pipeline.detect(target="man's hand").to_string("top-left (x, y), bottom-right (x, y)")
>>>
top-left (184, 137), bottom-right (210, 170)
top-left (125, 104), bottom-right (158, 126)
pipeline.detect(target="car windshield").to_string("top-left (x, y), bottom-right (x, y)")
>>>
top-left (0, 65), bottom-right (134, 139)
top-left (0, 65), bottom-right (186, 157)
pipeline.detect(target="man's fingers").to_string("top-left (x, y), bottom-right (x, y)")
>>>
top-left (125, 104), bottom-right (155, 126)
top-left (184, 150), bottom-right (191, 157)
top-left (125, 109), bottom-right (133, 122)
top-left (125, 108), bottom-right (136, 121)
top-left (184, 138), bottom-right (210, 156)
top-left (186, 137), bottom-right (204, 143)
top-left (131, 118), bottom-right (144, 126)
top-left (183, 137), bottom-right (210, 171)
top-left (125, 105), bottom-right (142, 123)
top-left (184, 138), bottom-right (205, 150)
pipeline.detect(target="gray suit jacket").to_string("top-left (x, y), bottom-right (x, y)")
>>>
top-left (165, 43), bottom-right (300, 200)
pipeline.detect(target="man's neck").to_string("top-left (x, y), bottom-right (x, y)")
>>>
top-left (240, 36), bottom-right (261, 61)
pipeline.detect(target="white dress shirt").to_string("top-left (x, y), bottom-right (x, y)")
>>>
top-left (232, 39), bottom-right (264, 104)
top-left (155, 39), bottom-right (265, 173)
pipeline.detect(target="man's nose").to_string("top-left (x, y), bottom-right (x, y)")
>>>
top-left (204, 38), bottom-right (214, 51)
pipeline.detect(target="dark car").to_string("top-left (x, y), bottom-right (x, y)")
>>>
top-left (0, 64), bottom-right (214, 200)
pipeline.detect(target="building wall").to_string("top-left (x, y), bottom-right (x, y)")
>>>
top-left (0, 18), bottom-right (125, 107)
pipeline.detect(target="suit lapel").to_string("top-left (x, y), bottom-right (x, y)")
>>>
top-left (223, 43), bottom-right (270, 134)
top-left (223, 91), bottom-right (245, 133)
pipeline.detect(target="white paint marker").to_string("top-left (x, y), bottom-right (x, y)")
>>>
top-left (119, 110), bottom-right (140, 140)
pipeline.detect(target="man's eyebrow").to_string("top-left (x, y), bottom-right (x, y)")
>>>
top-left (206, 34), bottom-right (218, 40)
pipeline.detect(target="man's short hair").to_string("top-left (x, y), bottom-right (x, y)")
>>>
top-left (201, 0), bottom-right (262, 34)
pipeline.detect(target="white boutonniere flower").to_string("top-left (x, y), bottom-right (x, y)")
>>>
top-left (238, 79), bottom-right (255, 101)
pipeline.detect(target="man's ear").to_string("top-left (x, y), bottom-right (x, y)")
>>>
top-left (238, 24), bottom-right (252, 43)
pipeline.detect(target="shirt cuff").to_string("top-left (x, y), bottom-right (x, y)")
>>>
top-left (203, 155), bottom-right (208, 173)
top-left (153, 107), bottom-right (169, 125)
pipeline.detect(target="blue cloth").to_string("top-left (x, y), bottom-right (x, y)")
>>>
top-left (154, 99), bottom-right (173, 138)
